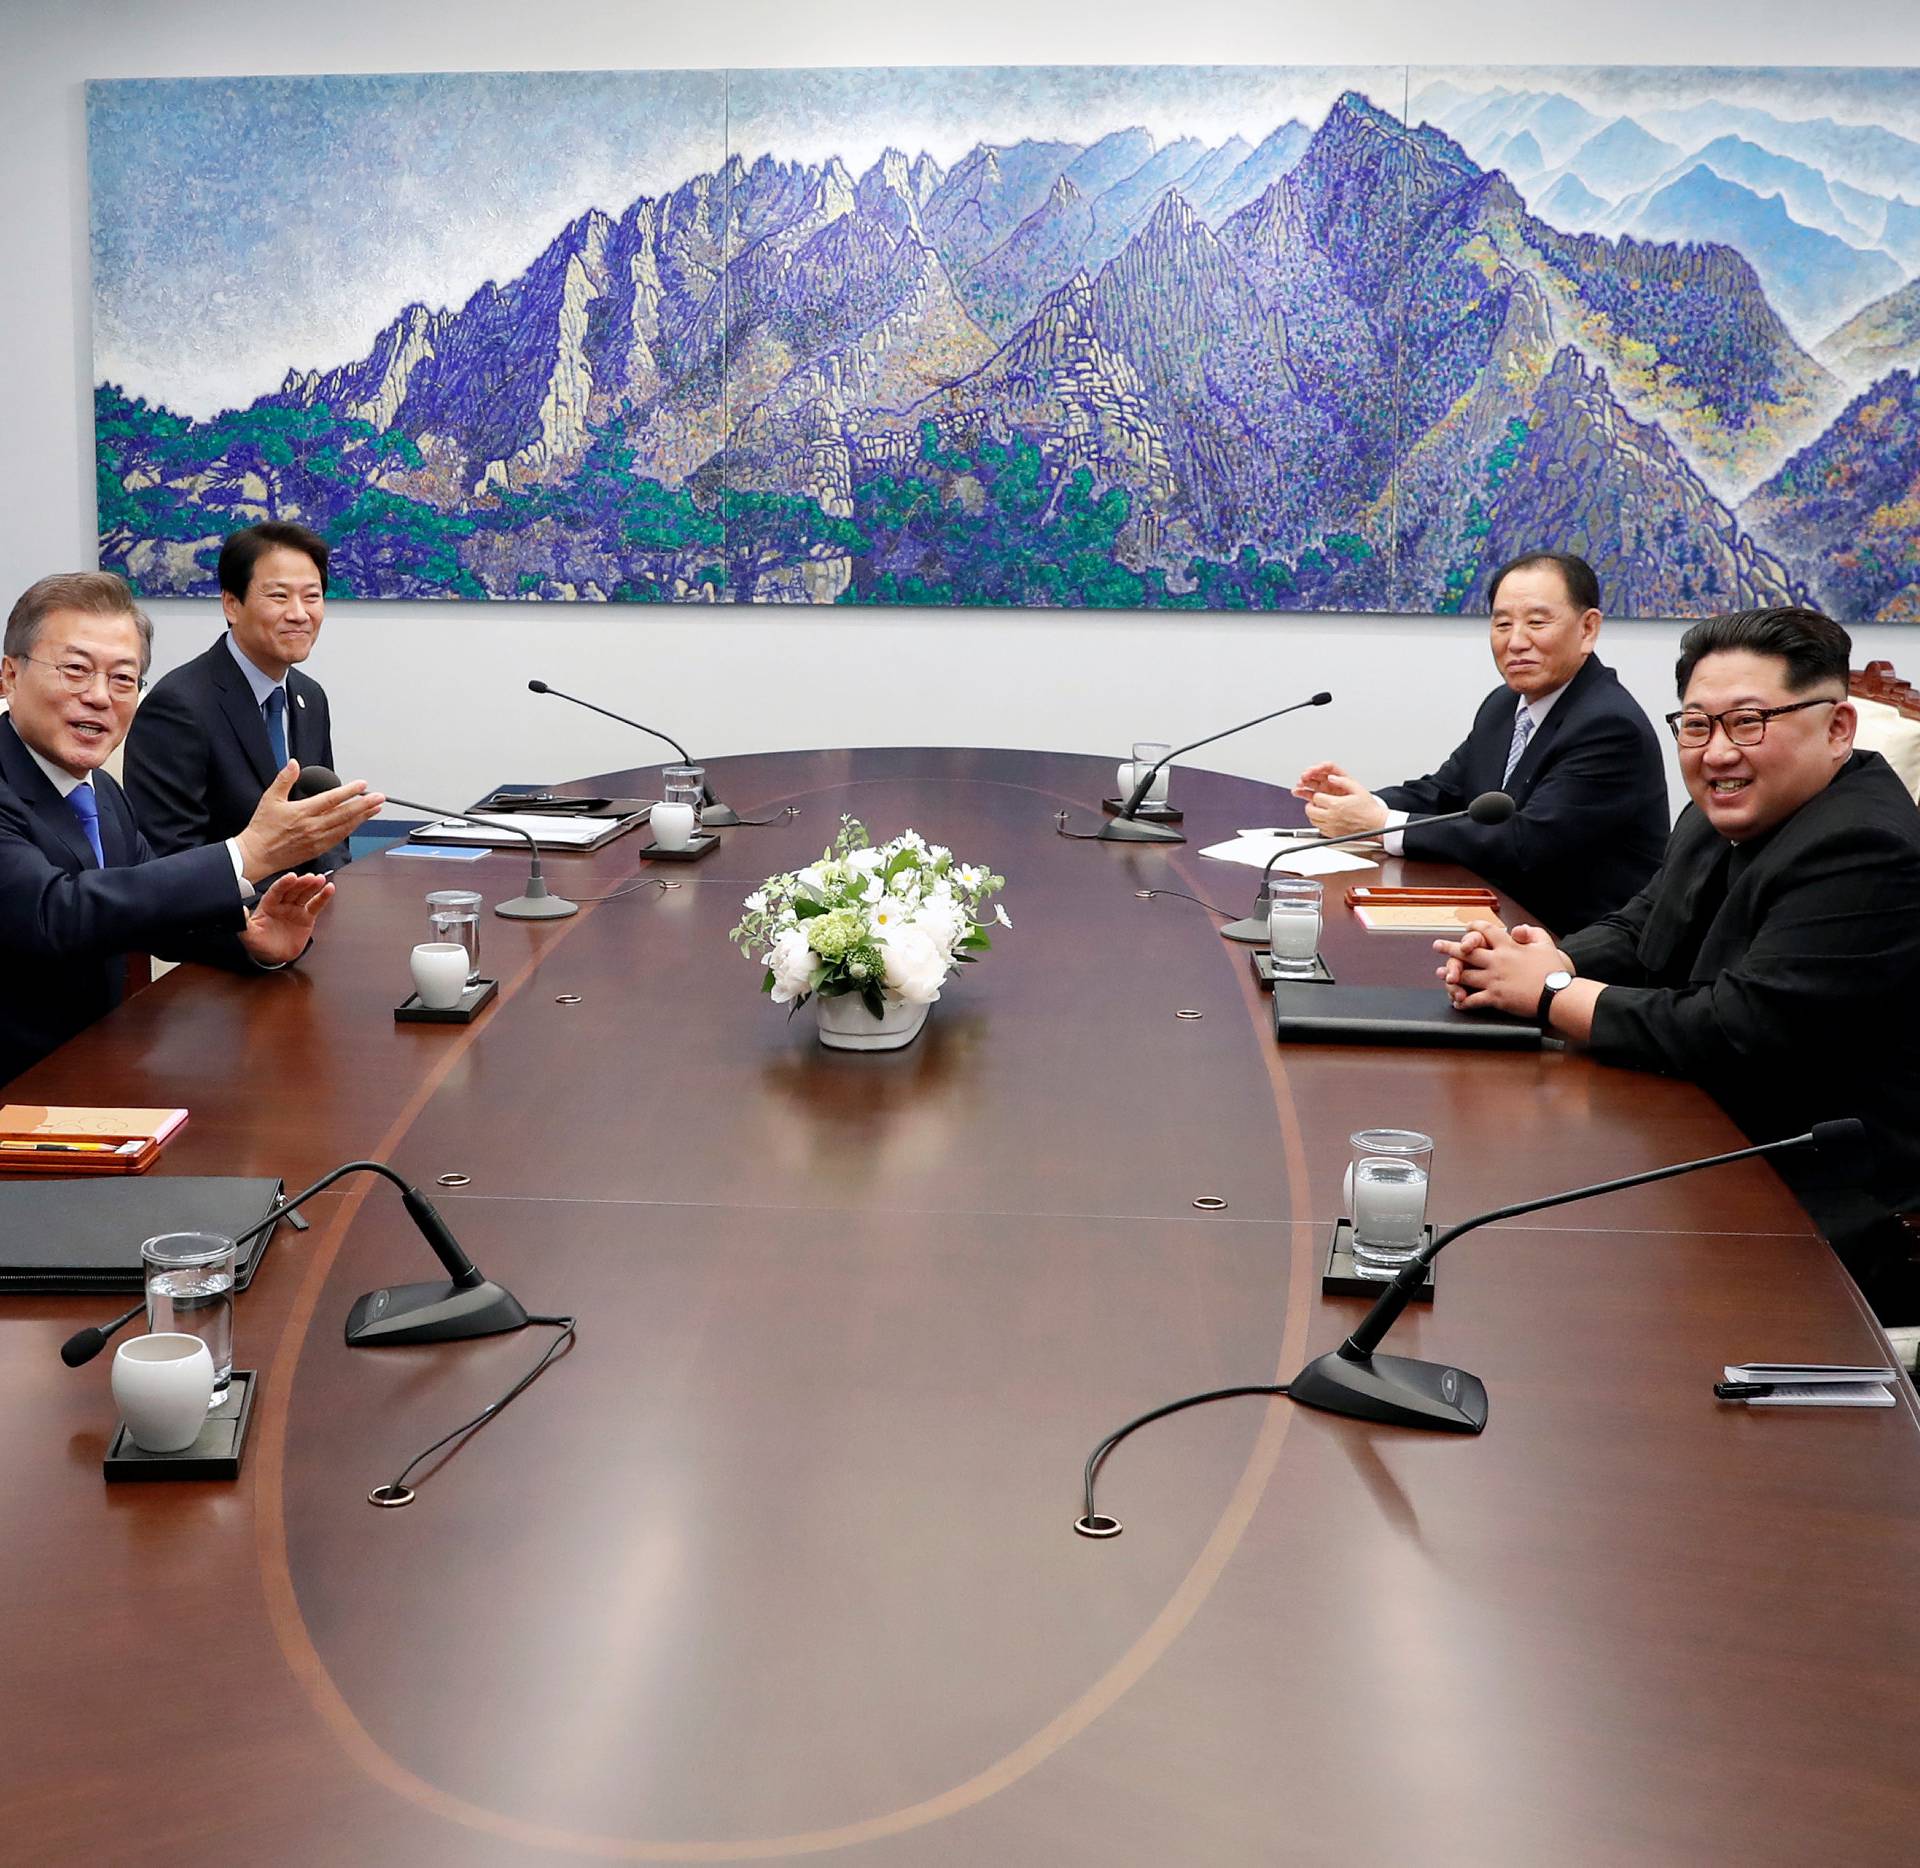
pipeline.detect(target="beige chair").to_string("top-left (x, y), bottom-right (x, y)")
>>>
top-left (1849, 694), bottom-right (1920, 804)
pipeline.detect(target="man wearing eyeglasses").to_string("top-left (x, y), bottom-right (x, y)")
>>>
top-left (1436, 606), bottom-right (1920, 1316)
top-left (0, 571), bottom-right (384, 1086)
top-left (122, 521), bottom-right (348, 871)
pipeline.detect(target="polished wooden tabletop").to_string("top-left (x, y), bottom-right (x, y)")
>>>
top-left (2, 748), bottom-right (1915, 1866)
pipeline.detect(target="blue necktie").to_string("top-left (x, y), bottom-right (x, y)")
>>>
top-left (1502, 704), bottom-right (1536, 785)
top-left (263, 688), bottom-right (288, 769)
top-left (68, 781), bottom-right (105, 867)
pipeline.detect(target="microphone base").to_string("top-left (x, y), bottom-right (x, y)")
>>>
top-left (495, 891), bottom-right (579, 919)
top-left (699, 802), bottom-right (741, 828)
top-left (344, 1277), bottom-right (529, 1347)
top-left (1096, 816), bottom-right (1186, 845)
top-left (1288, 1348), bottom-right (1488, 1434)
top-left (1101, 795), bottom-right (1183, 824)
top-left (1220, 910), bottom-right (1272, 944)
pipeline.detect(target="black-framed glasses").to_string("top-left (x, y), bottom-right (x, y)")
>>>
top-left (17, 654), bottom-right (144, 700)
top-left (1664, 697), bottom-right (1838, 748)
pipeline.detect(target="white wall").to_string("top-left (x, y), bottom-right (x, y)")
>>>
top-left (4, 0), bottom-right (1916, 813)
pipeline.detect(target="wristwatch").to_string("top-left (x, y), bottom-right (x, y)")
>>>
top-left (1535, 969), bottom-right (1574, 1028)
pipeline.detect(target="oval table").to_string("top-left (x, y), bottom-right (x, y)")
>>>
top-left (1, 748), bottom-right (1915, 1866)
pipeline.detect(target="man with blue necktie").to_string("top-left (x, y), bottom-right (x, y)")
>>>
top-left (0, 571), bottom-right (382, 1086)
top-left (123, 521), bottom-right (349, 870)
top-left (1292, 552), bottom-right (1670, 935)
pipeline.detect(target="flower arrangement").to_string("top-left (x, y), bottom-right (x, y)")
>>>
top-left (731, 816), bottom-right (1009, 1019)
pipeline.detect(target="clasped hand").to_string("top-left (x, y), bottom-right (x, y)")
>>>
top-left (1432, 918), bottom-right (1569, 1014)
top-left (1291, 761), bottom-right (1389, 838)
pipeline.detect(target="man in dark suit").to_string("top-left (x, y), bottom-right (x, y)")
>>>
top-left (123, 521), bottom-right (348, 870)
top-left (1437, 606), bottom-right (1920, 1318)
top-left (0, 571), bottom-right (382, 1087)
top-left (1293, 552), bottom-right (1669, 935)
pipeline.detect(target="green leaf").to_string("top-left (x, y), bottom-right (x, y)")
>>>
top-left (860, 981), bottom-right (886, 1020)
top-left (792, 897), bottom-right (827, 919)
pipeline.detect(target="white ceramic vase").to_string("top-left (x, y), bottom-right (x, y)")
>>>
top-left (813, 992), bottom-right (932, 1051)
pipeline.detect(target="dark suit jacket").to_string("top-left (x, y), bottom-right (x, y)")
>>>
top-left (0, 716), bottom-right (251, 1087)
top-left (1377, 653), bottom-right (1669, 935)
top-left (1562, 751), bottom-right (1920, 1253)
top-left (123, 634), bottom-right (347, 871)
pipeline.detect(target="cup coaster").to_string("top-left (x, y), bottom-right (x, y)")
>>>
top-left (638, 832), bottom-right (720, 862)
top-left (1323, 1219), bottom-right (1436, 1301)
top-left (396, 977), bottom-right (499, 1023)
top-left (105, 1369), bottom-right (257, 1481)
top-left (1100, 796), bottom-right (1183, 823)
top-left (1253, 951), bottom-right (1336, 987)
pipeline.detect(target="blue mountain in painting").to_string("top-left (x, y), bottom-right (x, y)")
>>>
top-left (99, 84), bottom-right (1876, 614)
top-left (1739, 370), bottom-right (1920, 620)
top-left (1551, 117), bottom-right (1681, 199)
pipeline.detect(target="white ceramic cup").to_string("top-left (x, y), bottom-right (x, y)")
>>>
top-left (112, 1333), bottom-right (215, 1453)
top-left (1115, 761), bottom-right (1171, 805)
top-left (651, 800), bottom-right (697, 851)
top-left (410, 941), bottom-right (471, 1009)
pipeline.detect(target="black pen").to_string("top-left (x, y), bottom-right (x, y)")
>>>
top-left (1714, 1381), bottom-right (1778, 1399)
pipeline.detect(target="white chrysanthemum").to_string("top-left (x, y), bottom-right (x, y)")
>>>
top-left (994, 902), bottom-right (1012, 929)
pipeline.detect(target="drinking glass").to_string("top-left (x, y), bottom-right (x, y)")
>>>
top-left (142, 1232), bottom-right (236, 1409)
top-left (1129, 740), bottom-right (1172, 805)
top-left (1267, 878), bottom-right (1323, 977)
top-left (425, 889), bottom-right (482, 983)
top-left (662, 765), bottom-right (704, 823)
top-left (1347, 1131), bottom-right (1434, 1278)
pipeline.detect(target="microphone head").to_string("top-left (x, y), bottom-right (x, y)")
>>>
top-left (1468, 790), bottom-right (1516, 825)
top-left (60, 1326), bottom-right (106, 1368)
top-left (290, 764), bottom-right (342, 799)
top-left (527, 679), bottom-right (549, 694)
top-left (1811, 1117), bottom-right (1869, 1157)
top-left (1311, 691), bottom-right (1332, 706)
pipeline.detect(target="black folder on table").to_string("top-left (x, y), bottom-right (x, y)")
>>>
top-left (0, 1177), bottom-right (286, 1293)
top-left (1272, 985), bottom-right (1542, 1050)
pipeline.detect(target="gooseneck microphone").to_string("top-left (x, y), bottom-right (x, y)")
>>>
top-left (527, 679), bottom-right (773, 827)
top-left (1290, 1119), bottom-right (1868, 1433)
top-left (59, 1158), bottom-right (530, 1365)
top-left (1218, 790), bottom-right (1516, 942)
top-left (1058, 692), bottom-right (1335, 845)
top-left (294, 766), bottom-right (577, 920)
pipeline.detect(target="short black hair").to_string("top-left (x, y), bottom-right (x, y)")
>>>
top-left (1487, 551), bottom-right (1600, 614)
top-left (1674, 606), bottom-right (1852, 699)
top-left (218, 522), bottom-right (330, 601)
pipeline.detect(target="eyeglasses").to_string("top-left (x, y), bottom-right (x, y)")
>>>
top-left (17, 654), bottom-right (144, 700)
top-left (1664, 697), bottom-right (1837, 748)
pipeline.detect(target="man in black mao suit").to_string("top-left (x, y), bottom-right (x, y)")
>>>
top-left (1294, 552), bottom-right (1669, 935)
top-left (0, 572), bottom-right (382, 1087)
top-left (123, 521), bottom-right (348, 870)
top-left (1439, 606), bottom-right (1920, 1319)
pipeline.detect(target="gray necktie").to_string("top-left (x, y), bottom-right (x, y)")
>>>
top-left (1502, 704), bottom-right (1535, 785)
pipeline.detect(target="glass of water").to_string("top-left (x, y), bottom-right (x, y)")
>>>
top-left (142, 1232), bottom-right (236, 1410)
top-left (1268, 877), bottom-right (1323, 977)
top-left (662, 764), bottom-right (705, 826)
top-left (1347, 1130), bottom-right (1433, 1279)
top-left (1130, 740), bottom-right (1172, 806)
top-left (425, 889), bottom-right (483, 984)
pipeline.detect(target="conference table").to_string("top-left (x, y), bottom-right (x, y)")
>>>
top-left (2, 747), bottom-right (1916, 1866)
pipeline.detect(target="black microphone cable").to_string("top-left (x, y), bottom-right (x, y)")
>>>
top-left (1077, 1383), bottom-right (1291, 1537)
top-left (1133, 886), bottom-right (1240, 918)
top-left (368, 1313), bottom-right (578, 1508)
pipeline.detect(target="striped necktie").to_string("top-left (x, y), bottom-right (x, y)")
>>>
top-left (1502, 704), bottom-right (1536, 785)
top-left (67, 780), bottom-right (105, 867)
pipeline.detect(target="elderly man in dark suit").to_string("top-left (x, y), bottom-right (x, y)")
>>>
top-left (123, 521), bottom-right (348, 870)
top-left (0, 571), bottom-right (381, 1087)
top-left (1438, 606), bottom-right (1920, 1319)
top-left (1293, 551), bottom-right (1669, 935)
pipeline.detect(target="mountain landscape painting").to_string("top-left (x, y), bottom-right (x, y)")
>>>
top-left (88, 64), bottom-right (1920, 619)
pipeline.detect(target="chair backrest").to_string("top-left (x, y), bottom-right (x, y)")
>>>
top-left (1851, 694), bottom-right (1920, 803)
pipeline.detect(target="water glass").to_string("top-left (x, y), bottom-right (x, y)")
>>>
top-left (1127, 740), bottom-right (1172, 805)
top-left (1347, 1130), bottom-right (1433, 1278)
top-left (425, 889), bottom-right (482, 983)
top-left (1268, 878), bottom-right (1323, 976)
top-left (142, 1232), bottom-right (236, 1409)
top-left (662, 765), bottom-right (704, 823)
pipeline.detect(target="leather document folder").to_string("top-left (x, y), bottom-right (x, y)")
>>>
top-left (1273, 985), bottom-right (1542, 1050)
top-left (0, 1176), bottom-right (286, 1293)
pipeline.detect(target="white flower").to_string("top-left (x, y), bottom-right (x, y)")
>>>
top-left (765, 927), bottom-right (819, 1004)
top-left (994, 902), bottom-right (1012, 930)
top-left (795, 865), bottom-right (825, 895)
top-left (928, 845), bottom-right (951, 865)
top-left (869, 897), bottom-right (911, 933)
top-left (743, 890), bottom-right (768, 913)
top-left (845, 847), bottom-right (883, 874)
top-left (955, 864), bottom-right (984, 889)
top-left (879, 922), bottom-right (948, 1004)
top-left (861, 875), bottom-right (885, 903)
top-left (914, 898), bottom-right (968, 956)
